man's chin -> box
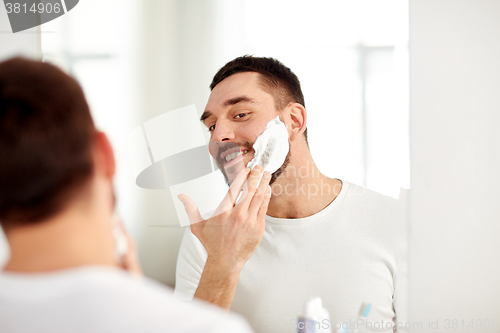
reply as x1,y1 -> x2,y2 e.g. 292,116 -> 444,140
222,162 -> 244,186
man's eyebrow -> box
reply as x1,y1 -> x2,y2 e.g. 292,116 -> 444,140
200,111 -> 212,123
223,96 -> 256,107
200,96 -> 256,123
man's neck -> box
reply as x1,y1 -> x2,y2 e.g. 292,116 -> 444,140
267,152 -> 342,219
2,204 -> 118,273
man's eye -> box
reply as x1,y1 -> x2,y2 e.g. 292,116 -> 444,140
208,124 -> 216,132
235,113 -> 247,119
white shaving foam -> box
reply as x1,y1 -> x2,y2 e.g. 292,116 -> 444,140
247,116 -> 289,174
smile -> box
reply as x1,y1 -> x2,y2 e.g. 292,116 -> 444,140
224,150 -> 249,163
220,147 -> 249,169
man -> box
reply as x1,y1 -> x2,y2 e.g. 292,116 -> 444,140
0,57 -> 268,333
174,56 -> 407,332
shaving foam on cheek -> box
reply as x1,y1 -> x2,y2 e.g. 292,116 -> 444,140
247,116 -> 290,174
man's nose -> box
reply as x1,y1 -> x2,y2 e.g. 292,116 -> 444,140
210,120 -> 236,142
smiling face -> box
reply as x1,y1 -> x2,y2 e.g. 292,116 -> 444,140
209,141 -> 247,185
202,72 -> 288,184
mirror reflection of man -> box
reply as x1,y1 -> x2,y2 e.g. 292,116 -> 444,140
175,56 -> 406,333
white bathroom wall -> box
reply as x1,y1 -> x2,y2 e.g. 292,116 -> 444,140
0,7 -> 40,61
409,0 -> 500,330
0,4 -> 40,268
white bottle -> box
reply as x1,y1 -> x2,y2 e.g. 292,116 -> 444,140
297,297 -> 332,333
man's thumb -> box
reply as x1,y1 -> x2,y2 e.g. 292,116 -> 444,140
178,194 -> 204,225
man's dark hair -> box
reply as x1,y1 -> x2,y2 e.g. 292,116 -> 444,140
0,57 -> 96,227
210,55 -> 308,145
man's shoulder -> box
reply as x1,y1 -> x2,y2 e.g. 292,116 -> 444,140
0,266 -> 252,333
339,182 -> 407,253
97,269 -> 252,332
341,181 -> 407,231
344,181 -> 407,211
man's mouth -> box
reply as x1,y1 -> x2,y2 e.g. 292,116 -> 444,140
223,150 -> 249,163
220,147 -> 250,168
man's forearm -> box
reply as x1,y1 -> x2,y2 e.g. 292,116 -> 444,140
194,257 -> 243,310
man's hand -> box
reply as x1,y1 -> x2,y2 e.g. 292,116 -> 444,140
114,216 -> 143,278
177,165 -> 272,309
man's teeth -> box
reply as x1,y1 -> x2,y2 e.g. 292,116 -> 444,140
225,150 -> 248,163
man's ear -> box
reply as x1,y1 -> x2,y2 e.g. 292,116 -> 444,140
287,103 -> 307,142
94,131 -> 116,179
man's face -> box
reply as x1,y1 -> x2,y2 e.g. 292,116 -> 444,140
202,72 -> 283,184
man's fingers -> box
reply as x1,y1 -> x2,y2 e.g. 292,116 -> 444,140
178,194 -> 204,225
121,233 -> 143,277
235,181 -> 248,205
214,167 -> 250,216
248,171 -> 271,217
237,165 -> 264,211
113,216 -> 143,277
179,194 -> 207,239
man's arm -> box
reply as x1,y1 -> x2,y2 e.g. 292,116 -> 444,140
178,166 -> 271,310
193,257 -> 243,309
